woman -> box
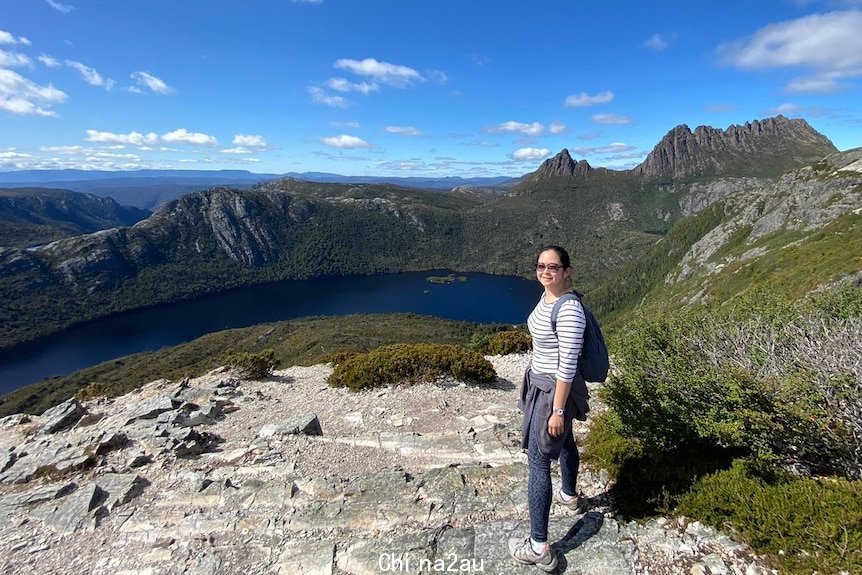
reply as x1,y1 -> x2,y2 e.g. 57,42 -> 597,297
508,245 -> 588,572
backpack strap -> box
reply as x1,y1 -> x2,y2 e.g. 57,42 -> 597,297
550,291 -> 582,335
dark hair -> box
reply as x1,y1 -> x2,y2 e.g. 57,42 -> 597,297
537,245 -> 571,269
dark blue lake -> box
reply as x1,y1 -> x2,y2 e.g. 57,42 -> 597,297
0,271 -> 540,394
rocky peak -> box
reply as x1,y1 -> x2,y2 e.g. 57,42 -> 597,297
633,115 -> 837,179
530,149 -> 593,182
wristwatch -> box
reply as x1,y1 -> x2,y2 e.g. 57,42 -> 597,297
553,408 -> 564,417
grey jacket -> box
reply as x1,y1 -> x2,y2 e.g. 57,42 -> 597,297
518,367 -> 589,459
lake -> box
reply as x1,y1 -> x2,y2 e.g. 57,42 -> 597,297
0,271 -> 541,394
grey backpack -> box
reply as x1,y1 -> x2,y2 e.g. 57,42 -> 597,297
550,291 -> 610,382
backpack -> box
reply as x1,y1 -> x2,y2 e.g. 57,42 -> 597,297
550,291 -> 610,382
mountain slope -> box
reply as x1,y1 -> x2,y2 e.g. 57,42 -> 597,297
589,147 -> 862,328
0,188 -> 150,248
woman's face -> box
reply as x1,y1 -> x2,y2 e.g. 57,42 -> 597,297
536,249 -> 571,292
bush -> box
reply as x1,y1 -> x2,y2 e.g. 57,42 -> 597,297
582,411 -> 642,478
222,348 -> 280,379
75,380 -> 116,401
603,285 -> 861,478
677,459 -> 862,575
327,343 -> 496,391
484,330 -> 531,355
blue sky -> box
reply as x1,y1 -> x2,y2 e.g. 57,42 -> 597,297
1,0 -> 861,178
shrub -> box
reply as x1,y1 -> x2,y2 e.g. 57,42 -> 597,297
484,330 -> 531,355
327,343 -> 496,392
602,285 -> 861,478
582,411 -> 641,478
321,350 -> 361,365
677,459 -> 862,575
75,381 -> 115,401
222,348 -> 280,379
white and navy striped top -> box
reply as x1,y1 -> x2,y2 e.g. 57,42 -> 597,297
527,294 -> 586,383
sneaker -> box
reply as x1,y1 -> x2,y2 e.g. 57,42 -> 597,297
555,489 -> 585,511
507,537 -> 558,572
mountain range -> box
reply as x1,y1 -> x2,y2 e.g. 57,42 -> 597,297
0,169 -> 515,211
0,115 -> 858,354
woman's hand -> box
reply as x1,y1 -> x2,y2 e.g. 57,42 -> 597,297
548,413 -> 564,437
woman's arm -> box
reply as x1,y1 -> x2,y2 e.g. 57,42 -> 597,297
548,299 -> 585,436
548,379 -> 572,437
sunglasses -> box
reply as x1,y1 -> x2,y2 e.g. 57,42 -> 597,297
535,263 -> 564,272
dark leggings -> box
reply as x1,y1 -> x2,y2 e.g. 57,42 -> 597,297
527,399 -> 579,543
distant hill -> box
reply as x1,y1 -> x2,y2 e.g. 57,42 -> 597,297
0,170 -> 518,210
0,188 -> 150,248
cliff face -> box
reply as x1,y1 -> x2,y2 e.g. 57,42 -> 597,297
633,116 -> 837,179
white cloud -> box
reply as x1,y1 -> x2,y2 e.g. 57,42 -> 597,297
221,147 -> 253,155
334,58 -> 423,87
85,151 -> 141,161
46,0 -> 74,13
130,71 -> 173,95
549,121 -> 566,135
0,69 -> 67,116
484,121 -> 544,136
644,33 -> 669,51
162,128 -> 218,146
0,30 -> 31,45
38,54 -> 61,67
326,77 -> 379,94
320,134 -> 371,148
718,10 -> 862,93
511,147 -> 550,162
85,130 -> 159,146
772,102 -> 802,115
66,60 -> 115,90
384,126 -> 422,136
570,142 -> 637,155
565,91 -> 613,107
233,134 -> 268,148
591,113 -> 632,125
426,69 -> 448,84
0,50 -> 32,68
785,72 -> 845,93
0,148 -> 32,159
40,145 -> 85,153
308,86 -> 348,108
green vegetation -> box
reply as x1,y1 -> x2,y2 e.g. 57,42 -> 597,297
327,342 -> 496,391
584,284 -> 862,574
677,461 -> 862,575
426,274 -> 467,284
222,349 -> 280,379
587,202 -> 727,331
471,329 -> 532,355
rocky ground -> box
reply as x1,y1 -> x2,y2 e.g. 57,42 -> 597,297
0,354 -> 779,575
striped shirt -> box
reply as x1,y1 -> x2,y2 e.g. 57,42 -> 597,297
527,294 -> 586,383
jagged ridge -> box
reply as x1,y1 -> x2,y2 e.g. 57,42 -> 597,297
632,115 -> 837,179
